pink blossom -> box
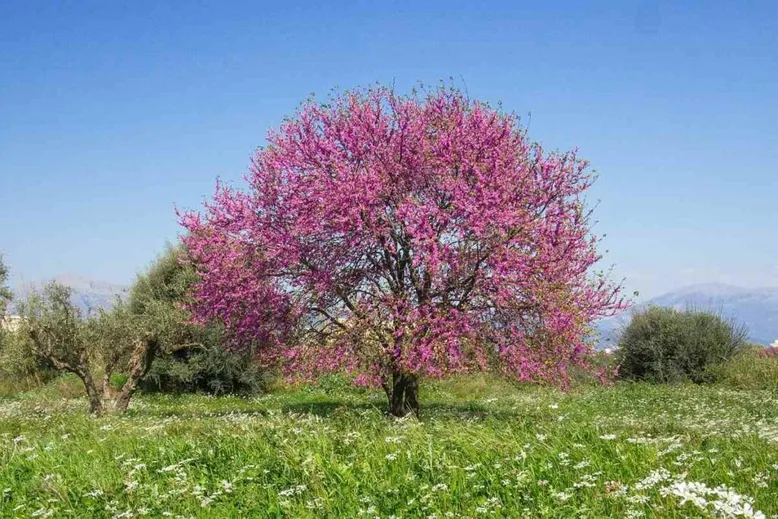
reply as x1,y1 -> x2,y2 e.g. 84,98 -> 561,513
180,85 -> 628,390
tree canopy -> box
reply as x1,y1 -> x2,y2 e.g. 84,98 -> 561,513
181,85 -> 626,415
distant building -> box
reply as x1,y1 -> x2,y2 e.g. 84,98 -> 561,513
0,315 -> 23,332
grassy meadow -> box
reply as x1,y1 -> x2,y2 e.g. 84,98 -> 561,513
1,376 -> 777,518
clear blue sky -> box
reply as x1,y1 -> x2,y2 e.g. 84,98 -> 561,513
1,0 -> 776,299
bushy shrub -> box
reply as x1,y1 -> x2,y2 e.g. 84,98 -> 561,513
0,332 -> 59,396
616,306 -> 747,383
140,345 -> 267,395
707,344 -> 778,389
0,329 -> 58,389
128,245 -> 268,396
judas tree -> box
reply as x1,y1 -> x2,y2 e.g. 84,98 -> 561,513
181,85 -> 626,417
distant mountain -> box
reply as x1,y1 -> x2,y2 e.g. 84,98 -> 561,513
8,276 -> 777,347
596,283 -> 778,349
8,274 -> 128,315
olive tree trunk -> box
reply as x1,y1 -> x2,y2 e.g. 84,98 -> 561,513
75,368 -> 103,415
102,339 -> 158,414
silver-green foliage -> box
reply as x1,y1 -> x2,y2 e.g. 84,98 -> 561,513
132,245 -> 266,395
14,282 -> 106,411
0,254 -> 57,389
617,306 -> 748,383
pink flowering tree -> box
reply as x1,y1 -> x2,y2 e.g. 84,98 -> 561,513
180,85 -> 627,417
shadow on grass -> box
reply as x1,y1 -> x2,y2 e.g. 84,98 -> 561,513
123,387 -> 545,422
128,407 -> 272,419
131,396 -> 380,420
278,400 -> 530,422
279,401 -> 384,417
128,398 -> 532,422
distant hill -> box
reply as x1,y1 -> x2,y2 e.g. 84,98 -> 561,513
8,274 -> 128,315
7,276 -> 777,347
596,283 -> 778,349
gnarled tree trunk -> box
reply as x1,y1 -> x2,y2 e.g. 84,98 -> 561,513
28,329 -> 104,415
103,338 -> 158,414
387,371 -> 420,418
75,368 -> 103,415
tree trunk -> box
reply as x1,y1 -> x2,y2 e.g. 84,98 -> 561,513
109,388 -> 134,414
388,371 -> 420,418
105,339 -> 158,414
102,370 -> 115,402
28,329 -> 103,414
76,369 -> 103,415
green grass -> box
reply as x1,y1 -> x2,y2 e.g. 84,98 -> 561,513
1,377 -> 777,518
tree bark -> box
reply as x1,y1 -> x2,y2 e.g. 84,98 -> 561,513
102,369 -> 115,403
28,329 -> 104,414
388,371 -> 420,418
106,339 -> 158,414
76,369 -> 103,415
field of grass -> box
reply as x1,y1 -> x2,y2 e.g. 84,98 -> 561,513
1,376 -> 777,518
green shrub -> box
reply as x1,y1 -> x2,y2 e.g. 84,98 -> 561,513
140,345 -> 267,396
616,306 -> 747,383
0,328 -> 58,393
109,372 -> 129,391
707,344 -> 778,389
126,245 -> 268,396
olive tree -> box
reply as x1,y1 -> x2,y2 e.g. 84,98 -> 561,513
90,246 -> 206,412
18,248 -> 207,414
17,282 -> 105,412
